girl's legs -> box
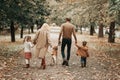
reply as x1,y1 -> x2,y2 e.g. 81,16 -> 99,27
25,59 -> 30,68
24,52 -> 31,68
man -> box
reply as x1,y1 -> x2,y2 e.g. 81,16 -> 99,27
58,18 -> 77,66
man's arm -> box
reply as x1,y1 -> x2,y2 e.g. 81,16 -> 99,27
73,27 -> 77,43
75,44 -> 80,49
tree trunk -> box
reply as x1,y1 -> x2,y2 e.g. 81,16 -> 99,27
10,21 -> 15,42
90,25 -> 94,35
31,25 -> 34,33
20,26 -> 23,38
80,25 -> 82,34
98,23 -> 104,38
28,26 -> 30,34
108,21 -> 115,43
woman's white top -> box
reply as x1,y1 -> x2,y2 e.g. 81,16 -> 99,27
24,41 -> 33,52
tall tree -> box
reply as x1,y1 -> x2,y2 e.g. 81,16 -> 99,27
98,20 -> 104,38
108,17 -> 116,43
0,0 -> 50,41
89,19 -> 95,36
108,0 -> 120,43
109,0 -> 120,25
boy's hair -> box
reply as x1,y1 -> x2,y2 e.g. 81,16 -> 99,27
23,36 -> 31,43
82,41 -> 87,46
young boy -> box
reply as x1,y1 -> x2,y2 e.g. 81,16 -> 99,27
51,46 -> 58,65
75,41 -> 89,68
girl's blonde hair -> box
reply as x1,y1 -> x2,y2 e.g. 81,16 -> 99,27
40,23 -> 50,31
23,36 -> 31,43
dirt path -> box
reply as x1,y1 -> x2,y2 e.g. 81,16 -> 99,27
1,32 -> 120,80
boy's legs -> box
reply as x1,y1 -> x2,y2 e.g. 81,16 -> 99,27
81,57 -> 87,67
81,57 -> 84,67
84,57 -> 87,67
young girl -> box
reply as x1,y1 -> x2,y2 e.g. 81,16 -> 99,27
75,41 -> 89,68
23,36 -> 34,68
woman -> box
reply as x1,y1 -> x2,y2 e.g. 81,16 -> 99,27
33,23 -> 52,69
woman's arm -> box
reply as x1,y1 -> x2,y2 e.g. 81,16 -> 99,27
47,32 -> 52,47
33,30 -> 40,44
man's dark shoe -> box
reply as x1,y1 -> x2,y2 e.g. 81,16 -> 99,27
65,61 -> 69,66
62,60 -> 66,65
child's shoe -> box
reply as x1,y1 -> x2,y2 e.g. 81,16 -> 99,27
81,63 -> 84,68
83,63 -> 86,67
62,60 -> 66,65
24,64 -> 30,68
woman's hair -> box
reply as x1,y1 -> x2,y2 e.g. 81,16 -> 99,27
23,36 -> 31,43
40,23 -> 50,31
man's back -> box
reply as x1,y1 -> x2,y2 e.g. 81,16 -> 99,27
61,22 -> 75,39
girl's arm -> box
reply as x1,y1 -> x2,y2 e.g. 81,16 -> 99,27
29,42 -> 34,48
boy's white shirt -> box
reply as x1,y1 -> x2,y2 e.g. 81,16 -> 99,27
24,41 -> 33,52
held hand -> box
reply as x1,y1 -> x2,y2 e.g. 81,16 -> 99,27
33,41 -> 36,45
75,43 -> 81,49
50,44 -> 52,48
76,53 -> 78,56
75,41 -> 77,45
58,40 -> 61,46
